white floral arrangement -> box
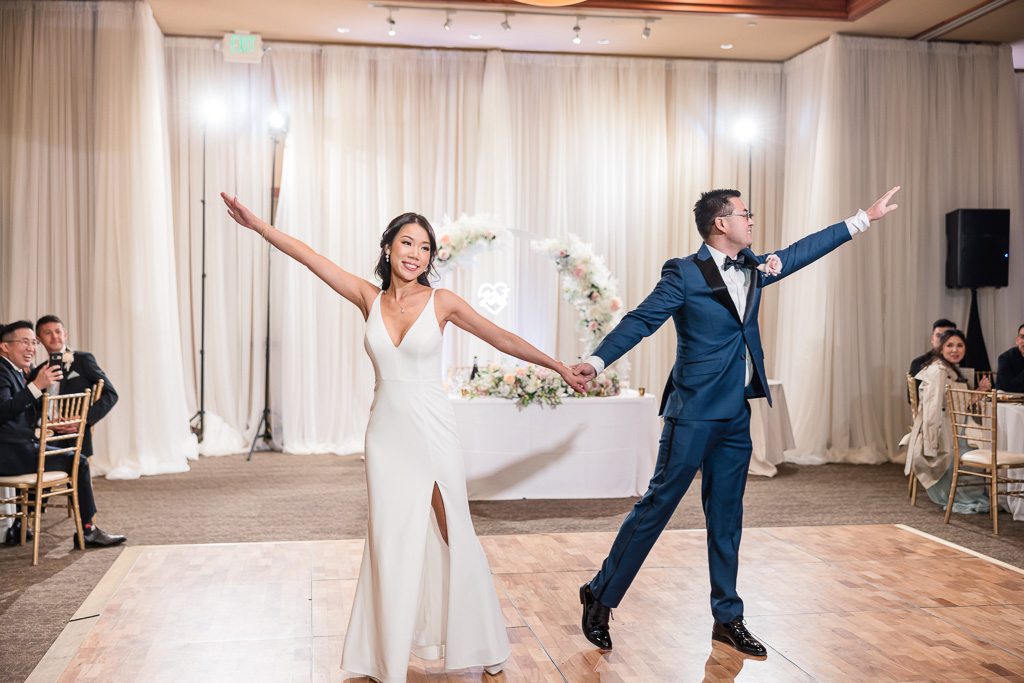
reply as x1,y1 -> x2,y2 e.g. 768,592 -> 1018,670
434,213 -> 506,274
531,234 -> 628,391
468,362 -> 571,408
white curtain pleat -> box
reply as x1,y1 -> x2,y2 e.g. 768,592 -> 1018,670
90,2 -> 197,476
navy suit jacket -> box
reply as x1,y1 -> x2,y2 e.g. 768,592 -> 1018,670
593,221 -> 853,421
0,358 -> 41,474
996,347 -> 1024,393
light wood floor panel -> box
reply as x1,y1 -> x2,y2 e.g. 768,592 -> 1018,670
42,525 -> 1024,682
763,525 -> 975,562
924,604 -> 1024,660
753,610 -> 1024,682
837,557 -> 1024,608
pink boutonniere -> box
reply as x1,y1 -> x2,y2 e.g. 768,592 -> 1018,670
757,254 -> 782,277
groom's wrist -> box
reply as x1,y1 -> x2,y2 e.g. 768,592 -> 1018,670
585,355 -> 605,375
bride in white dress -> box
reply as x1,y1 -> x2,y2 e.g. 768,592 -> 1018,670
222,195 -> 586,682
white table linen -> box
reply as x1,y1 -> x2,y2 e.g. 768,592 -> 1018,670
451,390 -> 660,500
997,402 -> 1024,521
749,380 -> 796,477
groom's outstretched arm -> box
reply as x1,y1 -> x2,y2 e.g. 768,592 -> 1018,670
575,261 -> 687,382
765,186 -> 900,285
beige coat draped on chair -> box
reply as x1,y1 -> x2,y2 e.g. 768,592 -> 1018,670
906,363 -> 973,489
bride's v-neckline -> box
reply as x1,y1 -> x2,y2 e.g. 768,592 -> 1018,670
378,290 -> 434,349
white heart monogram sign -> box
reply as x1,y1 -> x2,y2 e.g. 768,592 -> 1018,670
477,282 -> 510,316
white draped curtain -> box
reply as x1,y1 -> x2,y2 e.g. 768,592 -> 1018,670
777,36 -> 1023,464
3,1 -> 1022,470
1,0 -> 197,477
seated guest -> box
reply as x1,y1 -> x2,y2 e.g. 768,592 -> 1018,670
995,323 -> 1024,394
906,329 -> 990,514
34,315 -> 118,458
0,321 -> 125,548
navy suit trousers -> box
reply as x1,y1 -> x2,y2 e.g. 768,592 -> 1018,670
590,403 -> 752,623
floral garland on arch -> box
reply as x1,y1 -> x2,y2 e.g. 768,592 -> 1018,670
434,213 -> 506,275
531,234 -> 628,395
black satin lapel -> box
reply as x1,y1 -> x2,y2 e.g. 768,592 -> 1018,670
742,251 -> 759,324
694,254 -> 741,323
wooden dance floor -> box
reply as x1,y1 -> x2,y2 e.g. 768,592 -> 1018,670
32,525 -> 1024,682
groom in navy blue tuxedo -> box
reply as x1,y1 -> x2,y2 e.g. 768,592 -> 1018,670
574,186 -> 900,657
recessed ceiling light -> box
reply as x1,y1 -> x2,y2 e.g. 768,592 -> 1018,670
597,39 -> 610,45
720,43 -> 734,50
337,27 -> 350,34
469,33 -> 481,40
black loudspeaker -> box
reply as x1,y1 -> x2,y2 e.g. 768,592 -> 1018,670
945,209 -> 1010,288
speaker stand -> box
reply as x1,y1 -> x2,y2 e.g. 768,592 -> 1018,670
964,287 -> 991,372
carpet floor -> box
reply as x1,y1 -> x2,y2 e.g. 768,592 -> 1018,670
2,453 -> 1022,682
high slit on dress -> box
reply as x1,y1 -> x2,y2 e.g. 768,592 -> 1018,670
341,290 -> 510,683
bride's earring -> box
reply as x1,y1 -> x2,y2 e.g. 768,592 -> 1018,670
385,252 -> 390,263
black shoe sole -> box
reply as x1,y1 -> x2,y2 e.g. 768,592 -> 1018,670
711,631 -> 767,658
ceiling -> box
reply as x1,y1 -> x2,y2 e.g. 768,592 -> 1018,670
147,0 -> 1024,62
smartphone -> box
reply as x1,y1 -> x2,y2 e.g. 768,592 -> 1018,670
49,352 -> 63,368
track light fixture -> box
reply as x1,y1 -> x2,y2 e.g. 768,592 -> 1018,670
367,5 -> 657,42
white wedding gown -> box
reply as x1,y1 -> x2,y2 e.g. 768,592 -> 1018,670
341,290 -> 511,683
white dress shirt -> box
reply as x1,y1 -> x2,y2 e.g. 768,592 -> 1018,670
585,209 -> 871,380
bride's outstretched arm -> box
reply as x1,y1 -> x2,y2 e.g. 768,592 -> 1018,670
436,289 -> 586,394
221,193 -> 379,318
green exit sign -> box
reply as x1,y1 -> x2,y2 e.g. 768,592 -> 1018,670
221,32 -> 263,63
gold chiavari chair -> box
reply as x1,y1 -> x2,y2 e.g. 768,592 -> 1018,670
975,370 -> 997,389
945,386 -> 1024,534
0,390 -> 91,565
906,373 -> 920,505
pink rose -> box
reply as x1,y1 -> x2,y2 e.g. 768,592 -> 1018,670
588,321 -> 599,331
485,231 -> 495,239
572,265 -> 586,278
558,250 -> 567,257
610,297 -> 622,312
440,234 -> 451,244
590,291 -> 600,301
516,366 -> 527,376
537,368 -> 550,379
438,249 -> 450,260
503,373 -> 516,384
489,363 -> 499,371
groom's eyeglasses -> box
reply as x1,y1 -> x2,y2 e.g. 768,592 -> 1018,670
720,210 -> 754,220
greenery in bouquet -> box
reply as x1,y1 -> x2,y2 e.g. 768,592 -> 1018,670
434,213 -> 506,274
468,362 -> 574,409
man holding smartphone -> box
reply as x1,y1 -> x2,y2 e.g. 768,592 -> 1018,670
34,315 -> 118,458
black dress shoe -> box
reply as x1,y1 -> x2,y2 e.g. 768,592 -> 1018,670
579,582 -> 613,650
75,526 -> 127,548
712,617 -> 767,657
4,520 -> 33,546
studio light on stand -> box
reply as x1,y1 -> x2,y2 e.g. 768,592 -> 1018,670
734,118 -> 757,212
190,98 -> 225,443
249,110 -> 288,461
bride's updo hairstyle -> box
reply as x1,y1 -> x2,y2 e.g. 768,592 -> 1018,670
375,212 -> 438,289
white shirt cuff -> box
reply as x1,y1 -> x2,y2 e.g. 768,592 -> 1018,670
28,383 -> 42,399
585,355 -> 605,376
845,209 -> 870,236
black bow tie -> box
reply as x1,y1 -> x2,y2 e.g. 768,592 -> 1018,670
723,255 -> 748,271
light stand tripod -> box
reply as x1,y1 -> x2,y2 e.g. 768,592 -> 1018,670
190,120 -> 211,442
248,115 -> 287,460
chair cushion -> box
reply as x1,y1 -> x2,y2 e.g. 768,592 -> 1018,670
0,471 -> 69,486
962,449 -> 1024,467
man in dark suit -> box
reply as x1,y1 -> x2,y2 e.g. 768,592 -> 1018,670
572,186 -> 900,657
995,323 -> 1024,393
0,320 -> 125,548
35,315 -> 118,458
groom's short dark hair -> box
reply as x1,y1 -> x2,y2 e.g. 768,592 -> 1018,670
695,189 -> 742,240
